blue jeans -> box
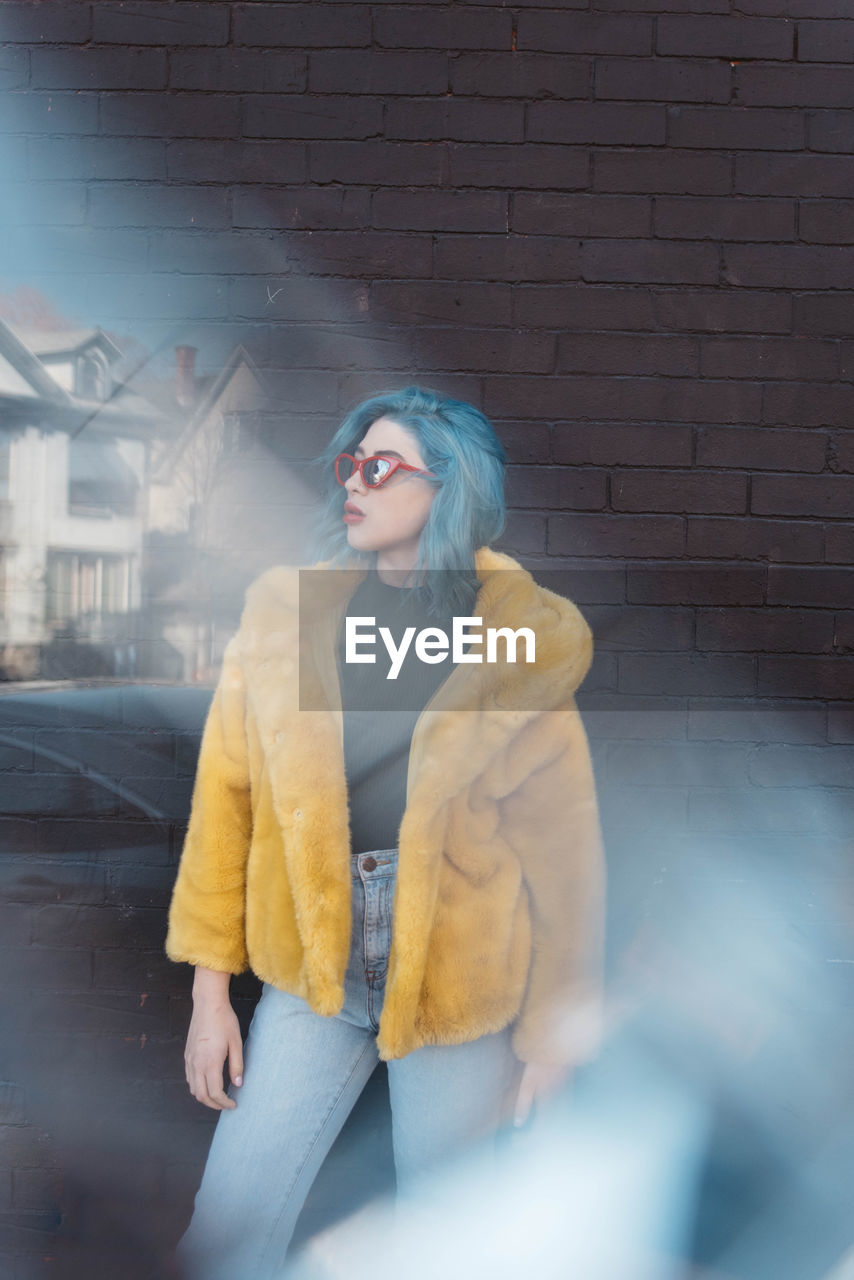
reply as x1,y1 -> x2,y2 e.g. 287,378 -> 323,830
174,847 -> 522,1280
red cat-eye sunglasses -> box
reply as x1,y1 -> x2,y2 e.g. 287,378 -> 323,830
334,453 -> 437,489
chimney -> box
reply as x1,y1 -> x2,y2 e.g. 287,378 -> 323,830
175,344 -> 198,407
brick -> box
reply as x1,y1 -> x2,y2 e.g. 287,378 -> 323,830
762,381 -> 854,428
0,181 -> 86,227
825,525 -> 854,564
607,742 -> 749,788
613,469 -> 747,514
687,517 -> 824,563
84,272 -> 228,321
453,52 -> 588,99
809,112 -> 854,154
312,49 -> 447,95
553,423 -> 692,467
227,275 -> 367,322
172,50 -> 305,93
371,281 -> 511,327
749,744 -> 854,788
94,949 -> 190,996
28,136 -> 166,181
627,566 -> 765,605
768,568 -> 854,608
150,229 -> 293,275
499,512 -> 547,555
387,99 -> 524,143
371,188 -> 506,233
580,694 -> 688,741
794,294 -> 854,337
599,0 -> 727,7
596,56 -> 730,102
703,336 -> 837,380
696,608 -> 834,653
654,287 -> 791,333
621,653 -> 755,696
513,193 -> 650,238
527,566 -> 627,606
374,6 -> 510,49
0,48 -> 28,92
583,239 -> 719,284
581,604 -> 694,650
798,21 -> 854,63
670,104 -> 803,150
0,947 -> 91,989
549,513 -> 685,557
515,285 -> 657,331
829,431 -> 854,471
506,465 -> 606,510
437,235 -> 580,282
735,64 -> 854,108
31,48 -> 167,91
99,92 -> 239,139
736,153 -> 854,198
0,91 -> 97,135
244,93 -> 383,140
167,138 -> 306,183
724,242 -> 854,289
655,196 -> 794,241
88,185 -> 230,230
829,704 -> 854,743
557,333 -> 698,376
801,200 -> 854,245
595,149 -> 731,193
696,427 -> 827,472
688,699 -> 827,744
31,904 -> 164,950
416,329 -> 554,374
0,859 -> 107,904
758,656 -> 854,700
528,101 -> 664,145
93,2 -> 229,46
688,787 -> 853,835
518,12 -> 652,54
752,475 -> 854,518
309,139 -> 446,185
0,3 -> 90,43
449,144 -> 589,190
487,373 -> 762,424
234,3 -> 370,47
261,324 -> 412,372
657,15 -> 794,59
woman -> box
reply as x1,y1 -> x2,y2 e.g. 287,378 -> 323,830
165,386 -> 606,1279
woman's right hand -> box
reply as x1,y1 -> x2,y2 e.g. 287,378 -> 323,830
185,967 -> 245,1111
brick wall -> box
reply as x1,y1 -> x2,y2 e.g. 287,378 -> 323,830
1,3 -> 853,1276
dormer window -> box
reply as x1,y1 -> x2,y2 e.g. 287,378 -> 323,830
76,351 -> 110,401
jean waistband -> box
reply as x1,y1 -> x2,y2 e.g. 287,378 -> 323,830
350,847 -> 398,880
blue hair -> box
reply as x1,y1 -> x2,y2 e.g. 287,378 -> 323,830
304,385 -> 507,617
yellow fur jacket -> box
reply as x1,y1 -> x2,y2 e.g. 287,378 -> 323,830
165,546 -> 606,1065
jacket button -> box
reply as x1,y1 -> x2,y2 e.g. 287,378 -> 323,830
362,856 -> 377,871
293,808 -> 302,819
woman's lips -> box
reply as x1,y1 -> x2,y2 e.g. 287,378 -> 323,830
343,511 -> 365,523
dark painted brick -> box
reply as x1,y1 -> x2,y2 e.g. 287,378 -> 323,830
167,138 -> 306,183
696,427 -> 827,472
29,136 -> 167,180
416,328 -> 554,374
758,656 -> 854,701
1,181 -> 87,226
515,285 -> 657,331
668,105 -> 803,150
553,423 -> 693,468
311,49 -> 447,95
582,604 -> 694,651
506,464 -> 606,510
493,420 -> 551,465
487,373 -> 761,424
387,99 -> 524,143
696,607 -> 834,653
230,274 -> 369,321
724,243 -> 854,289
0,47 -> 28,91
234,3 -> 371,48
597,0 -> 728,9
655,196 -> 795,241
599,786 -> 687,833
809,112 -> 854,154
436,235 -> 580,282
595,149 -> 732,194
596,56 -> 730,103
688,787 -> 854,836
499,512 -> 547,554
30,47 -> 167,90
513,193 -> 651,238
449,144 -> 589,191
373,7 -> 512,50
31,904 -> 164,950
371,281 -> 512,327
309,139 -> 446,185
0,947 -> 91,989
801,200 -> 854,245
627,566 -> 765,605
798,21 -> 854,63
0,3 -> 90,43
620,653 -> 755,696
92,2 -> 229,46
371,189 -> 506,233
99,92 -> 239,138
244,93 -> 383,140
657,15 -> 794,59
171,50 -> 306,93
94,948 -> 189,996
453,52 -> 589,100
829,431 -> 854,471
613,469 -> 747,514
768,567 -> 854,608
88,184 -> 231,230
0,90 -> 97,135
752,475 -> 854,518
736,153 -> 854,198
763,382 -> 853,428
654,288 -> 791,334
558,333 -> 698,376
735,64 -> 854,108
607,742 -> 749,789
549,513 -> 686,558
825,525 -> 854,564
829,704 -> 854,743
150,228 -> 298,275
583,239 -> 719,284
687,699 -> 827,744
749,743 -> 854,788
528,101 -> 664,145
687,517 -> 824,563
794,294 -> 854,337
518,12 -> 653,55
702,336 -> 837,380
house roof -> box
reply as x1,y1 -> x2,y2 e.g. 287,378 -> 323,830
5,324 -> 123,363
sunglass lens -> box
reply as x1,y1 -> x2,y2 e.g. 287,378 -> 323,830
364,458 -> 393,486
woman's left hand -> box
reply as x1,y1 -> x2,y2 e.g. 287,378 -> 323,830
513,1060 -> 574,1128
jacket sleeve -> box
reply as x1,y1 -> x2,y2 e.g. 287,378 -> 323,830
500,697 -> 606,1067
164,634 -> 253,975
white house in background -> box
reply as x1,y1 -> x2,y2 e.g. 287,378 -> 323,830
0,319 -> 168,678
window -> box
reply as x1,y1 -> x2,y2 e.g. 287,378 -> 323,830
46,551 -> 131,623
67,438 -> 139,518
76,352 -> 110,401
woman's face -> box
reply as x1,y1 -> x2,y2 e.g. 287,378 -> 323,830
341,417 -> 437,562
